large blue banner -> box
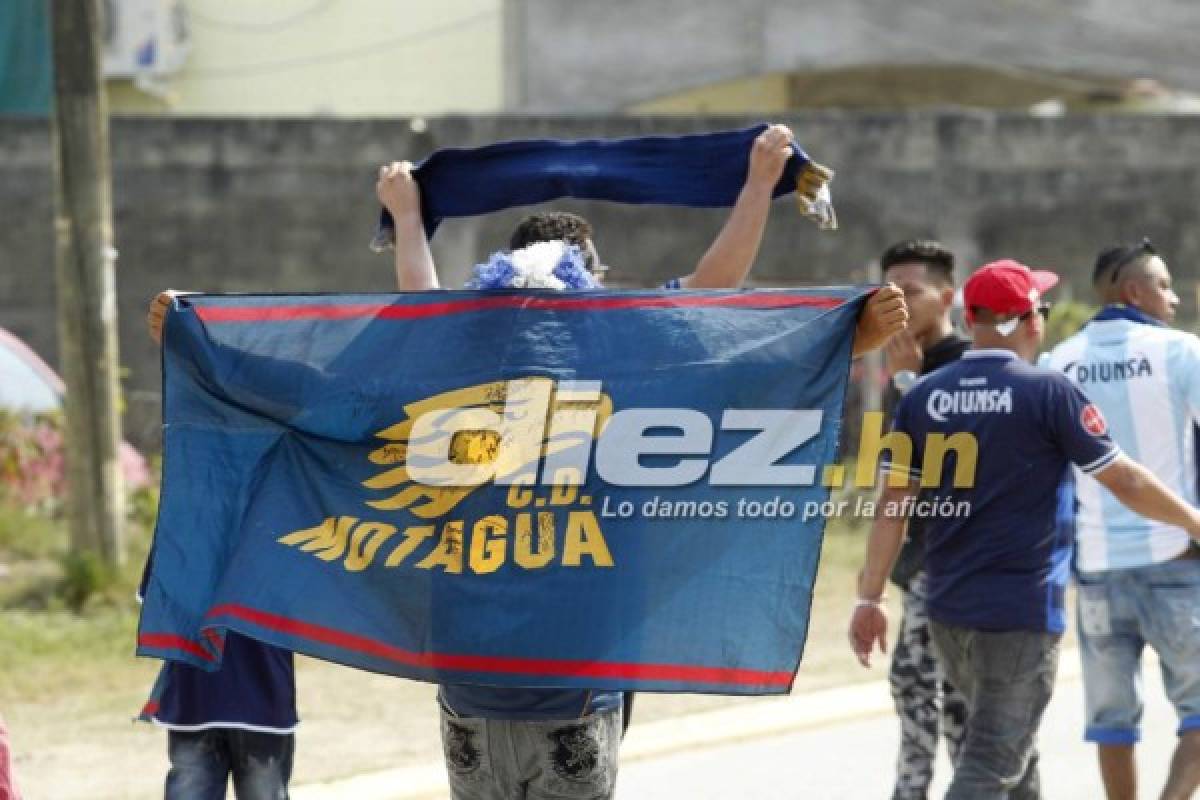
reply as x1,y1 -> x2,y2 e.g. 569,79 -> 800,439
138,288 -> 867,694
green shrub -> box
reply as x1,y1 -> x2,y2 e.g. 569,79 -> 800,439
1041,300 -> 1098,353
56,550 -> 114,612
0,410 -> 66,514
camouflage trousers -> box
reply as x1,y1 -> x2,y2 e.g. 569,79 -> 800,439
440,706 -> 621,800
889,571 -> 968,800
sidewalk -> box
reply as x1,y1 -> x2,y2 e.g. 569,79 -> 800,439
293,655 -> 1087,800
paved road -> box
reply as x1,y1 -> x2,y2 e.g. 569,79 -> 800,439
617,661 -> 1179,799
297,652 -> 1181,799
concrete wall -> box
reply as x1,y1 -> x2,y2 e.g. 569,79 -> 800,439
3,112 -> 1199,447
508,0 -> 1200,111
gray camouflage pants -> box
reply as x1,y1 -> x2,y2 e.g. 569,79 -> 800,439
440,706 -> 621,800
889,571 -> 968,800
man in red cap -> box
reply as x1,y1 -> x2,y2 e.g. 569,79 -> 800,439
850,260 -> 1200,799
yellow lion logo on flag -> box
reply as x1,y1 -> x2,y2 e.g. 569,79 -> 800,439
361,377 -> 611,518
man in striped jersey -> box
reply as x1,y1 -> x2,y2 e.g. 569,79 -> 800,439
1048,239 -> 1200,800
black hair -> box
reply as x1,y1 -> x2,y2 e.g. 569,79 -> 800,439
880,239 -> 955,285
1093,237 -> 1156,285
509,212 -> 595,270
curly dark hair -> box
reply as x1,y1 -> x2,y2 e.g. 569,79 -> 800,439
508,212 -> 595,269
880,239 -> 955,285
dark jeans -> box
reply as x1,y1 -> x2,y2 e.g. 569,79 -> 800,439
929,622 -> 1060,800
165,728 -> 293,800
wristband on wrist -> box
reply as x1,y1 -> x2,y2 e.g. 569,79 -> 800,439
892,370 -> 918,394
854,596 -> 887,610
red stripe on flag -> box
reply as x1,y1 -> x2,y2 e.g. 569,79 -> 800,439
193,293 -> 844,323
139,633 -> 215,662
205,603 -> 792,689
202,627 -> 226,652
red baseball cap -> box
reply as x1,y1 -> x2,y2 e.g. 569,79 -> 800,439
962,259 -> 1059,323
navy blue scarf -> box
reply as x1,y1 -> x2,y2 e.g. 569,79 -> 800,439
372,125 -> 830,249
1091,303 -> 1166,327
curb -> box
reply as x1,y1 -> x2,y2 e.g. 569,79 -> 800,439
294,652 -> 1084,800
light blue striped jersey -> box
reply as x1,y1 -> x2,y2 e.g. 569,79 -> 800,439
1047,314 -> 1200,571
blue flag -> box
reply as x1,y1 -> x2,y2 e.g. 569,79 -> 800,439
138,288 -> 866,695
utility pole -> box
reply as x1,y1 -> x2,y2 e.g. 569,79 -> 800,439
50,0 -> 125,565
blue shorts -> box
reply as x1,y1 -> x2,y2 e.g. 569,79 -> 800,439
1076,556 -> 1200,745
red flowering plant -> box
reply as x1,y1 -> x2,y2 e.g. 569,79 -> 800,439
0,410 -> 67,514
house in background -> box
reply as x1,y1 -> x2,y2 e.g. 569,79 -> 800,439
1,0 -> 504,117
6,0 -> 1200,118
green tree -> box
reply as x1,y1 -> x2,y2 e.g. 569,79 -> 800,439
1041,300 -> 1098,353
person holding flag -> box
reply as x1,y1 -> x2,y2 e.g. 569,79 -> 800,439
878,239 -> 969,799
378,123 -> 907,800
142,304 -> 299,800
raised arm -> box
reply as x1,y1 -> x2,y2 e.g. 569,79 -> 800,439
675,125 -> 907,354
376,161 -> 439,290
677,125 -> 794,290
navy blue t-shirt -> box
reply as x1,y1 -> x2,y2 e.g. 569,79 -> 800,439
143,632 -> 298,732
889,349 -> 1119,633
138,549 -> 297,732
